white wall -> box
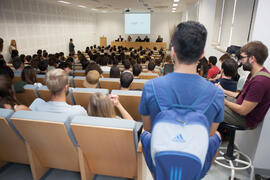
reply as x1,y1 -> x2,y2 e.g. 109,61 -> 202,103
198,0 -> 224,62
251,0 -> 270,70
96,13 -> 182,49
0,0 -> 97,61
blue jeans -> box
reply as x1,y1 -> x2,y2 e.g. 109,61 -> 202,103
141,131 -> 221,178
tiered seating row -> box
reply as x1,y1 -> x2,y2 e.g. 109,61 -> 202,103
0,109 -> 144,180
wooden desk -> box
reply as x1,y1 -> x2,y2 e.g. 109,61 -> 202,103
111,42 -> 167,50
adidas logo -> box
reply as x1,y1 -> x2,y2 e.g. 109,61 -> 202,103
172,133 -> 185,143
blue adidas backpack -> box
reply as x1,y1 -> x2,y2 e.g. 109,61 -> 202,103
150,78 -> 218,180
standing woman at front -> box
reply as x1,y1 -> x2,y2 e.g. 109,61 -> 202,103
9,40 -> 17,61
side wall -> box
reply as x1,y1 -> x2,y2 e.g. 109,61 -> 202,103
0,0 -> 97,61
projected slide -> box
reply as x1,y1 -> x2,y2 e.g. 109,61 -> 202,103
125,13 -> 151,34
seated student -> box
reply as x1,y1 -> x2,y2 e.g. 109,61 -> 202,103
214,58 -> 238,92
120,72 -> 133,90
37,60 -> 48,75
144,36 -> 150,42
0,75 -> 28,110
217,41 -> 270,129
88,92 -> 133,120
85,62 -> 103,77
109,65 -> 120,78
132,64 -> 142,79
135,36 -> 142,42
127,35 -> 132,42
156,35 -> 163,42
12,56 -> 24,76
58,61 -> 72,75
24,55 -> 32,65
29,69 -> 87,117
207,56 -> 220,79
147,61 -> 155,73
197,57 -> 209,78
123,60 -> 132,72
48,56 -> 57,71
208,54 -> 231,82
83,70 -> 100,88
14,66 -> 42,93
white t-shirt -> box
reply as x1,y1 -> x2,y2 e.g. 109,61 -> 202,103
30,98 -> 87,117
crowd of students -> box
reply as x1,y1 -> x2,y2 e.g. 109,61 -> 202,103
0,20 -> 270,179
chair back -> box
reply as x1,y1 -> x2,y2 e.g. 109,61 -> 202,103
16,84 -> 38,106
71,116 -> 142,178
0,108 -> 28,164
99,78 -> 120,92
111,90 -> 142,121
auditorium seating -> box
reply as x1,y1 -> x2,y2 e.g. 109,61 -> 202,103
11,111 -> 80,180
73,76 -> 85,88
99,78 -> 120,92
74,70 -> 85,76
111,90 -> 142,121
72,88 -> 109,110
138,72 -> 159,79
0,108 -> 29,167
71,116 -> 143,179
16,85 -> 38,106
130,79 -> 148,90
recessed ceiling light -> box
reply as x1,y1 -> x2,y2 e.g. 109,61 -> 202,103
173,3 -> 178,7
174,0 -> 180,2
102,10 -> 107,13
57,1 -> 71,5
172,8 -> 176,10
91,8 -> 97,11
78,5 -> 87,8
172,10 -> 176,13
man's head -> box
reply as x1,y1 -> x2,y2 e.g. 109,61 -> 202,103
221,58 -> 238,78
83,70 -> 100,88
148,61 -> 155,71
12,56 -> 24,70
120,72 -> 133,89
70,38 -> 73,42
240,41 -> 268,71
171,21 -> 207,65
132,64 -> 142,76
38,60 -> 48,72
59,61 -> 72,75
45,69 -> 69,96
209,56 -> 217,66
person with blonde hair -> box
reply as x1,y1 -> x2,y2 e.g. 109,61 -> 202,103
88,92 -> 133,120
29,68 -> 87,117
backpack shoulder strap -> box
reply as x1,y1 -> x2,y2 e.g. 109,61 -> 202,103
250,71 -> 270,81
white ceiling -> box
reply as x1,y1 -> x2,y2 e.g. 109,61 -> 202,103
43,0 -> 198,13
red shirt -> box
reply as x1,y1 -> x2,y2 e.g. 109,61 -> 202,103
207,65 -> 220,79
236,67 -> 270,128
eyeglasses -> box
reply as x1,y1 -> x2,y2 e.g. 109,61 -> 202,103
239,55 -> 250,60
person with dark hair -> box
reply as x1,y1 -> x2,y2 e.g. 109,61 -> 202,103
38,60 -> 48,74
139,21 -> 224,178
144,36 -> 150,42
14,66 -> 41,93
214,58 -> 238,92
197,57 -> 209,78
135,36 -> 142,42
0,58 -> 6,67
11,49 -> 19,60
59,61 -> 72,75
147,61 -> 155,73
217,41 -> 270,129
123,60 -> 131,71
48,56 -> 57,71
110,65 -> 120,78
25,55 -> 32,64
156,35 -> 163,42
12,56 -> 24,76
207,56 -> 220,79
0,66 -> 14,80
69,38 -> 75,55
0,38 -> 3,54
120,72 -> 133,90
37,49 -> 42,57
132,64 -> 142,78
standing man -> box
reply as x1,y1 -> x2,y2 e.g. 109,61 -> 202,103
69,38 -> 75,56
217,41 -> 270,129
139,21 -> 224,178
